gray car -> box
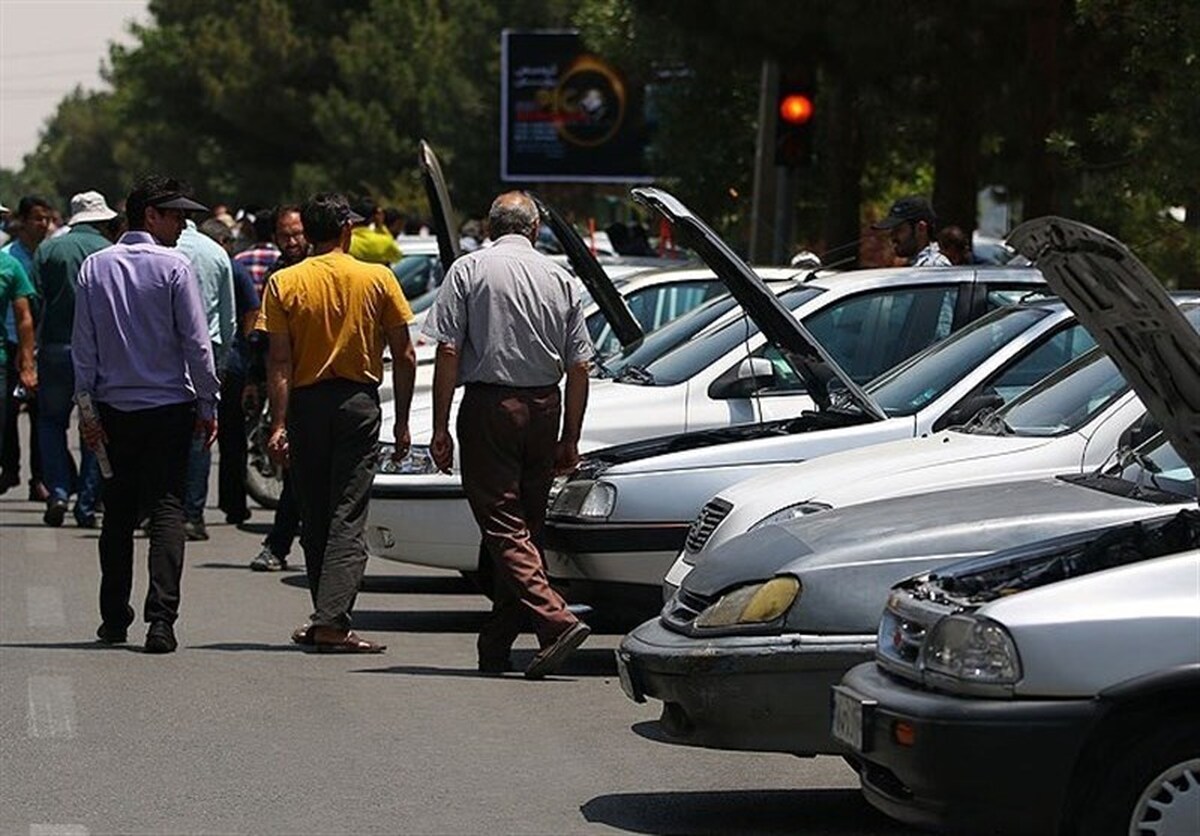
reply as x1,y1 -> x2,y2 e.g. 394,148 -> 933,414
615,217 -> 1200,758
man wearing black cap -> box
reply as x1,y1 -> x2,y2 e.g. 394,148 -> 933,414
259,193 -> 416,653
872,195 -> 951,267
74,175 -> 221,654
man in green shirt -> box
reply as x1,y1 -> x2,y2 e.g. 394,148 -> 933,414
32,191 -> 116,526
0,214 -> 38,464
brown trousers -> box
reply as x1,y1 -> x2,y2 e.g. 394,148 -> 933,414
458,383 -> 576,661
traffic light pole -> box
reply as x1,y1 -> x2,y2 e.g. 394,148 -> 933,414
749,59 -> 779,265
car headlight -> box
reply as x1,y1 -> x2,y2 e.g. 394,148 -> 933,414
693,576 -> 801,629
376,444 -> 438,475
749,502 -> 832,530
921,614 -> 1021,694
549,479 -> 617,519
546,475 -> 569,507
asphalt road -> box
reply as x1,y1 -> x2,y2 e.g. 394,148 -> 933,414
0,466 -> 920,835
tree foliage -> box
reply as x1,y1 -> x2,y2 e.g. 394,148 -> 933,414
3,0 -> 1197,283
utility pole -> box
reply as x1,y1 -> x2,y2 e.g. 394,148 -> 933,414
748,59 -> 779,265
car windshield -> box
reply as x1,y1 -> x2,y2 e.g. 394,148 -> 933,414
980,303 -> 1200,436
408,289 -> 439,315
602,285 -> 822,381
865,306 -> 1054,417
980,348 -> 1127,436
1109,435 -> 1197,500
392,253 -> 443,299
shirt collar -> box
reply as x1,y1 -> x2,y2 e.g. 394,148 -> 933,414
492,233 -> 535,250
119,230 -> 158,246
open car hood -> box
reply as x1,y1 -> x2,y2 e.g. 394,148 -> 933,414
529,193 -> 643,351
1009,217 -> 1200,479
418,140 -> 463,273
630,187 -> 885,420
898,508 -> 1200,609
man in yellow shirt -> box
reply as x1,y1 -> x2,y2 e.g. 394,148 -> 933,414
260,193 -> 416,653
348,199 -> 402,265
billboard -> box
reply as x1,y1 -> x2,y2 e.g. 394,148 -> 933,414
500,30 -> 653,183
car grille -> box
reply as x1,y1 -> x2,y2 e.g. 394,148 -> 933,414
684,498 -> 733,554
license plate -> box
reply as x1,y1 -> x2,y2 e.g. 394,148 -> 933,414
615,650 -> 645,703
831,686 -> 874,752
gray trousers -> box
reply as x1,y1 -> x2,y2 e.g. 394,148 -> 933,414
287,379 -> 380,629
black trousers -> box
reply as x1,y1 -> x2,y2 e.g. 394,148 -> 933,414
216,369 -> 248,520
97,401 -> 194,628
287,380 -> 380,629
2,343 -> 41,485
263,470 -> 301,558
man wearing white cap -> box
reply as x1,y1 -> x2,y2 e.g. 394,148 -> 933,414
32,190 -> 118,527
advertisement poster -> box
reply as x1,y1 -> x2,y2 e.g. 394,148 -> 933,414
501,30 -> 653,182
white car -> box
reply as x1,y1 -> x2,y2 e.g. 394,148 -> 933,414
545,300 -> 1094,603
367,245 -> 1045,577
665,299 -> 1200,591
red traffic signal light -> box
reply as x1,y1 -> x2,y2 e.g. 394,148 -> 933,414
778,93 -> 814,125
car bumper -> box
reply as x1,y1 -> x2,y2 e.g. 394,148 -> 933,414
543,519 -> 689,588
366,478 -> 478,571
616,618 -> 874,756
835,663 -> 1100,835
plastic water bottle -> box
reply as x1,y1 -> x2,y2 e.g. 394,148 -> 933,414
74,392 -> 113,479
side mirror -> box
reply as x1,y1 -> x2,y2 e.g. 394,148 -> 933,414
932,392 -> 1005,432
708,357 -> 777,400
1119,414 -> 1159,450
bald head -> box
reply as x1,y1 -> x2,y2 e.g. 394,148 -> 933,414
488,191 -> 539,241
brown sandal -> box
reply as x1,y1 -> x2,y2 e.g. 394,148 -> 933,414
309,630 -> 386,654
290,623 -> 315,645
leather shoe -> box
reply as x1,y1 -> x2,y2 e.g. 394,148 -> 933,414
97,605 -> 135,645
96,622 -> 128,644
144,621 -> 177,654
525,621 -> 591,680
43,498 -> 68,527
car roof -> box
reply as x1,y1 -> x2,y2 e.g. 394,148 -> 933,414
803,264 -> 1044,291
394,236 -> 441,255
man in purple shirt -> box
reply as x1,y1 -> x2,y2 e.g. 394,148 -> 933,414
73,175 -> 220,654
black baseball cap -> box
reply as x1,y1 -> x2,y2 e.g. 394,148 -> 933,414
872,196 -> 936,230
148,190 -> 209,213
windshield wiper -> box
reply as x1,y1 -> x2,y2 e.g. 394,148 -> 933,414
592,354 -> 613,379
962,407 -> 1014,436
615,364 -> 655,385
827,388 -> 865,415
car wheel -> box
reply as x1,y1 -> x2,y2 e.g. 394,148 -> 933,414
1075,723 -> 1200,836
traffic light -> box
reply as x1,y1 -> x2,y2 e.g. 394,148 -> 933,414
775,74 -> 815,168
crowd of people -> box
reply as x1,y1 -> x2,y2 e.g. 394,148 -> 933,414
1,178 -> 596,677
2,181 -> 964,678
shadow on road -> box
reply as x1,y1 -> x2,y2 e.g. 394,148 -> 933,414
580,788 -> 919,835
192,642 -> 306,653
1,640 -> 139,653
352,647 -> 618,680
278,574 -> 472,595
350,608 -> 488,633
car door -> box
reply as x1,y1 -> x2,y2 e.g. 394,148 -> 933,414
746,283 -> 962,422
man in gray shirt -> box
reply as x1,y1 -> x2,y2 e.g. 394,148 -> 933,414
423,192 -> 592,679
